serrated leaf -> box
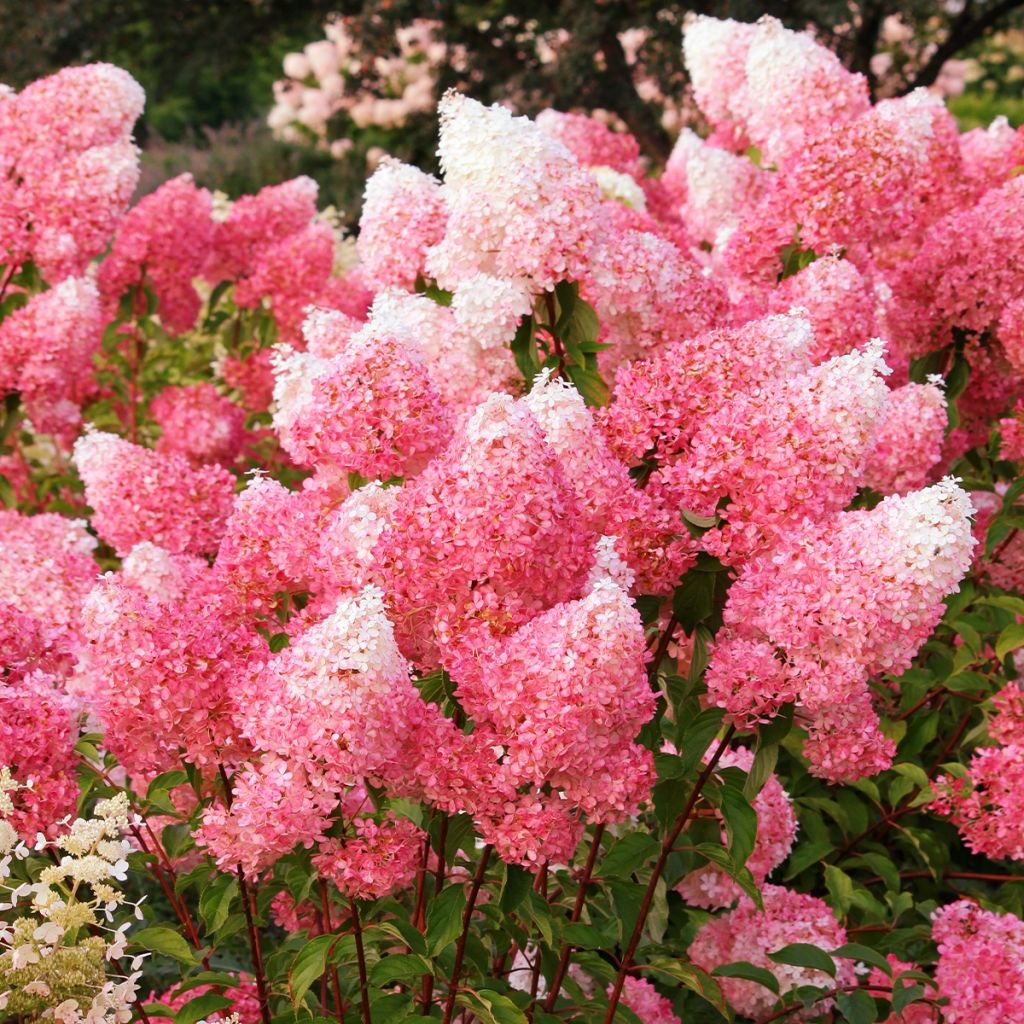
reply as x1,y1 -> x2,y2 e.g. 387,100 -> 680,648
768,943 -> 836,978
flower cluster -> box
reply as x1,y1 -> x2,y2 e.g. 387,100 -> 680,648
0,782 -> 144,1024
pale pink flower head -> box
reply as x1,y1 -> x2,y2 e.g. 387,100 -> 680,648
769,255 -> 875,363
689,884 -> 853,1020
0,509 -> 98,670
614,978 -> 680,1024
663,340 -> 891,563
0,64 -> 142,281
80,563 -> 263,778
668,129 -> 764,249
21,140 -> 140,283
426,92 -> 602,293
0,673 -> 80,839
707,479 -> 974,778
6,63 -> 143,161
73,430 -> 236,557
932,744 -> 1024,862
357,158 -> 447,290
583,225 -> 730,370
683,15 -> 757,142
313,815 -> 424,900
447,577 -> 655,823
234,219 -> 335,343
232,586 -> 432,802
959,116 -> 1024,196
741,16 -> 869,168
600,309 -> 812,466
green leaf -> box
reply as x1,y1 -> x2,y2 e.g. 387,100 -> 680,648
996,622 -> 1024,661
893,981 -> 927,1013
511,316 -> 540,385
600,833 -> 660,879
131,926 -> 198,965
565,363 -> 610,407
823,865 -> 854,915
289,934 -> 336,1005
174,994 -> 233,1024
832,943 -> 893,976
562,922 -> 609,949
369,953 -> 434,986
198,873 -> 237,936
499,863 -> 534,914
369,992 -> 416,1024
268,632 -> 290,653
834,989 -> 877,1024
768,943 -> 836,979
711,961 -> 780,994
676,707 -> 726,777
644,959 -> 729,1019
718,783 -> 757,869
784,839 -> 835,880
744,743 -> 778,800
673,555 -> 730,635
426,883 -> 467,956
456,990 -> 528,1024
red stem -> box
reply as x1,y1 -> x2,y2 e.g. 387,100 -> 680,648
543,824 -> 606,1012
441,845 -> 493,1024
350,897 -> 373,1024
602,729 -> 735,1024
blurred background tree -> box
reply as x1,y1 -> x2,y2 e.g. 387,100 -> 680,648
2,0 -> 1023,218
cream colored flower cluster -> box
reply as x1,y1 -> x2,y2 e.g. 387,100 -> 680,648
0,773 -> 145,1024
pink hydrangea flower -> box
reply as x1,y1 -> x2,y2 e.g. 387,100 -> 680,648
689,884 -> 854,1020
73,430 -> 236,557
932,900 -> 1024,1024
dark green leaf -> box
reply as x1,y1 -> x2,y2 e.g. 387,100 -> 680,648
600,833 -> 660,879
427,883 -> 467,955
768,943 -> 836,979
711,961 -> 780,994
131,926 -> 198,965
175,995 -> 233,1024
